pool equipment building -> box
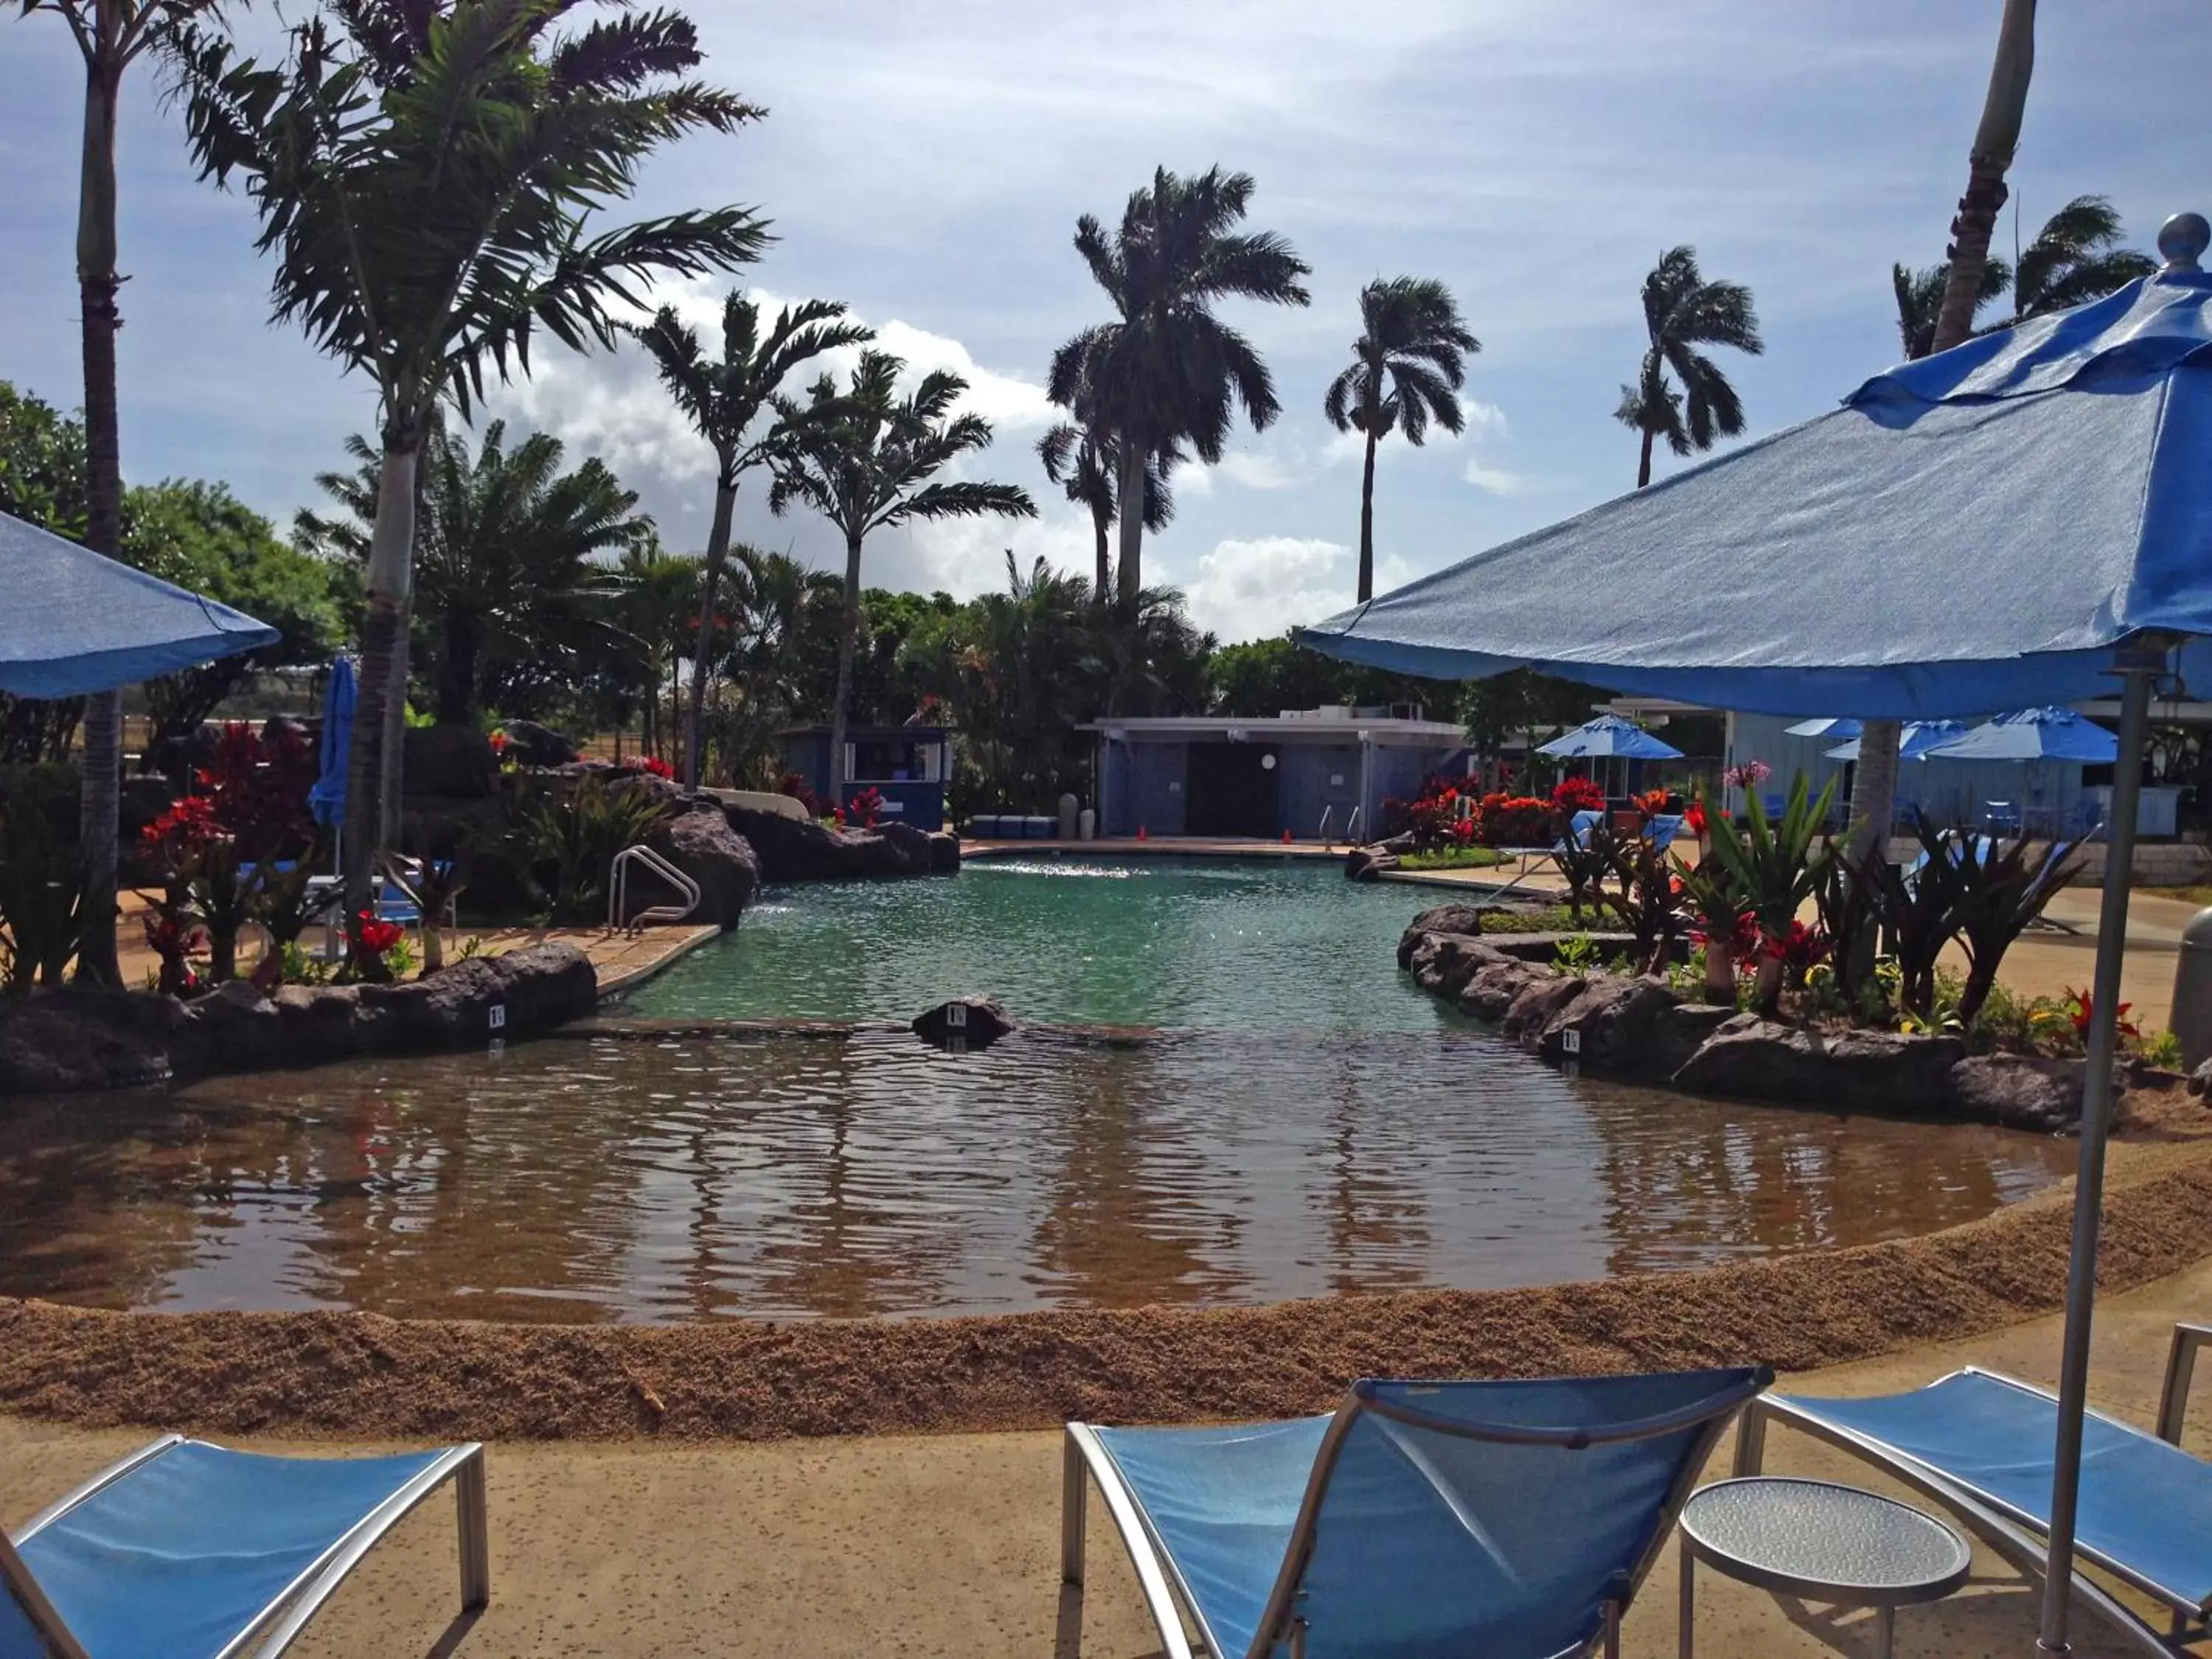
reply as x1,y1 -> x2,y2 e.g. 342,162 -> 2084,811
1085,709 -> 1470,841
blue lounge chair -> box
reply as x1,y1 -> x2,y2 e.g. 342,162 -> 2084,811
1737,1331 -> 2212,1655
1,1436 -> 487,1659
1062,1366 -> 1770,1658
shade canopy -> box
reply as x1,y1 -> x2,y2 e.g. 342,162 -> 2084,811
1924,706 -> 2120,764
1300,267 -> 2212,718
1784,717 -> 1861,739
0,509 -> 278,698
1823,720 -> 1971,763
308,657 -> 355,829
1535,713 -> 1683,761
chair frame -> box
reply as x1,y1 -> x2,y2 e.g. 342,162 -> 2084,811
0,1436 -> 488,1659
1063,1376 -> 1763,1659
1736,1349 -> 2212,1658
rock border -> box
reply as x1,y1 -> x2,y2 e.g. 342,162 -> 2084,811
0,1141 -> 2205,1442
1399,908 -> 2098,1133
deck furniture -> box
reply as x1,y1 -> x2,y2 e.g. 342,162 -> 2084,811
1,1436 -> 487,1659
1062,1366 -> 1770,1659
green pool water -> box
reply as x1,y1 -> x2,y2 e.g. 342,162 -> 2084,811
625,853 -> 1456,1030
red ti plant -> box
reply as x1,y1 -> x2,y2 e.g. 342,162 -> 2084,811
1760,919 -> 1832,988
348,911 -> 407,985
1551,776 -> 1606,815
846,786 -> 886,828
625,754 -> 676,781
141,899 -> 206,997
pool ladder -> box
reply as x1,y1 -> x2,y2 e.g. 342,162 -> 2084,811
1317,805 -> 1363,845
608,844 -> 701,931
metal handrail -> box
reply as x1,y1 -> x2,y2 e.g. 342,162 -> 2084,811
1317,805 -> 1334,843
608,844 -> 700,931
1346,806 -> 1363,842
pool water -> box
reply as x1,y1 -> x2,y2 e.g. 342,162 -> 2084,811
0,857 -> 2075,1323
627,853 -> 1462,1030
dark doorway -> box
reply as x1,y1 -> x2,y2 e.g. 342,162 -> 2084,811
1184,742 -> 1280,837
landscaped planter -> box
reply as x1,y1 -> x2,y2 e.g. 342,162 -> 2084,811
1398,905 -> 2106,1133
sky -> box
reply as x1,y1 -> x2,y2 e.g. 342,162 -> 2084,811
1,1 -> 2205,644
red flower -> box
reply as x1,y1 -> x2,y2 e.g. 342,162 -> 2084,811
1760,919 -> 1832,970
352,911 -> 405,956
1683,801 -> 1708,835
1551,776 -> 1607,814
625,755 -> 675,780
2062,987 -> 2138,1040
489,730 -> 511,754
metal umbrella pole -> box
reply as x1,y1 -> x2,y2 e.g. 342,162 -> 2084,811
2034,639 -> 2161,1655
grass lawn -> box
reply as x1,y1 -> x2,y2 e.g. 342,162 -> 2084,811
1471,904 -> 1618,934
1397,846 -> 1511,871
2151,885 -> 2212,909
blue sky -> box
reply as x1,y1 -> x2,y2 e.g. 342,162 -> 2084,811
1,0 -> 2205,641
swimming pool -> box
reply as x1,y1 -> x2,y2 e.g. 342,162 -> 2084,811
0,856 -> 2075,1322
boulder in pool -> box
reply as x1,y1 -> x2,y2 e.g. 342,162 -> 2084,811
1344,848 -> 1399,882
1456,959 -> 1543,1023
1672,1015 -> 1965,1115
1536,975 -> 1680,1071
723,803 -> 942,883
1398,905 -> 1487,967
1500,975 -> 1587,1040
0,989 -> 181,1093
645,804 -> 761,928
912,997 -> 1013,1049
1945,1054 -> 2100,1133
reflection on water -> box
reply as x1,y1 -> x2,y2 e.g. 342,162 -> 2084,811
0,1029 -> 2073,1323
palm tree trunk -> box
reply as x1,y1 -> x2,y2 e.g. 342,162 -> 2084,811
1091,500 -> 1112,609
828,528 -> 864,805
1356,428 -> 1380,602
1114,442 -> 1146,613
1852,0 -> 2034,863
684,477 -> 737,789
72,29 -> 125,987
1636,425 -> 1656,490
342,438 -> 420,956
1932,0 -> 2035,356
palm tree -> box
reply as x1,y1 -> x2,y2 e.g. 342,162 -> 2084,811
770,349 -> 1035,799
626,291 -> 873,787
1035,422 -> 1175,607
1324,276 -> 1481,602
1851,0 -> 2036,866
1891,258 -> 2010,361
21,0 -> 224,983
298,418 -> 651,722
1889,195 -> 2150,358
1613,248 -> 1764,488
1048,167 -> 1311,608
175,0 -> 768,941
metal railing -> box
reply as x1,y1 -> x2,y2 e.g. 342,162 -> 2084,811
608,845 -> 700,931
1317,805 -> 1334,843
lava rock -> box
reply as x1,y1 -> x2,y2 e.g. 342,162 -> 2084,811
0,990 -> 182,1093
1500,975 -> 1589,1041
1408,934 -> 1512,1001
1652,1002 -> 1742,1075
176,977 -> 286,1071
1537,976 -> 1680,1069
402,721 -> 498,799
2190,1058 -> 2212,1098
1946,1054 -> 2098,1133
723,803 -> 937,883
644,805 -> 761,928
1456,959 -> 1545,1023
1672,1016 -> 1966,1114
501,719 -> 580,766
925,831 -> 962,874
1344,849 -> 1400,882
1398,906 -> 1487,967
911,997 -> 1013,1049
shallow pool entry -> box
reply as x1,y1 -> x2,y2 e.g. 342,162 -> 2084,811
0,862 -> 2075,1322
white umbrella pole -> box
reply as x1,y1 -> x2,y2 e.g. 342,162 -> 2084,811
2035,648 -> 2157,1654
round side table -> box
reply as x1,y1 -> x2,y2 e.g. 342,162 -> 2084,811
1677,1476 -> 1972,1659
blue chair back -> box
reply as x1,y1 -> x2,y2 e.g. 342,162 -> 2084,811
1281,1369 -> 1767,1658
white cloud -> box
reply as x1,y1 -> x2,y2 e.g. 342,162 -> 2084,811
1462,459 -> 1527,496
1182,536 -> 1416,644
1211,450 -> 1304,491
900,507 -> 1098,599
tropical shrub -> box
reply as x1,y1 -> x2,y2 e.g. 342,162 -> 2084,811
1473,793 -> 1555,848
526,776 -> 673,925
347,911 -> 406,985
1597,827 -> 1691,975
1940,830 -> 2087,1026
1551,776 -> 1606,815
1691,773 -> 1835,1011
1554,817 -> 1614,921
846,786 -> 886,829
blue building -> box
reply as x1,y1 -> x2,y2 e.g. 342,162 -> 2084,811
1086,709 -> 1469,840
779,724 -> 951,832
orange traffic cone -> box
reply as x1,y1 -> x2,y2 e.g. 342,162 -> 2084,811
1138,825 -> 1148,841
1281,828 -> 1292,844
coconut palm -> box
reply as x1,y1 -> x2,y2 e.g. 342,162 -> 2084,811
1613,248 -> 1764,489
1048,167 -> 1311,608
626,291 -> 873,787
298,418 -> 650,721
1035,422 -> 1175,607
1890,258 -> 2011,360
1851,0 -> 2037,864
1889,195 -> 2150,359
769,349 -> 1035,797
175,0 -> 769,940
20,0 -> 226,982
1324,276 -> 1481,602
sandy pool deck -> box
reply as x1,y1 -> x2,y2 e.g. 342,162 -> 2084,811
5,1253 -> 2210,1658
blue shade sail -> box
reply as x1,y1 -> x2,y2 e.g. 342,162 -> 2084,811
1096,1367 -> 1767,1659
1301,271 -> 2212,718
1924,706 -> 2121,763
1535,713 -> 1684,761
1778,1372 -> 2212,1612
15,1441 -> 447,1658
0,509 -> 279,698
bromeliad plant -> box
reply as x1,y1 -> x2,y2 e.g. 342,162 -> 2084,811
1689,773 -> 1836,1012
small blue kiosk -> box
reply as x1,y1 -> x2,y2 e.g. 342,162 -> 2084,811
779,723 -> 950,831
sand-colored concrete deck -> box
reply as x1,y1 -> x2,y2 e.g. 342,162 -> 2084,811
8,1254 -> 2210,1658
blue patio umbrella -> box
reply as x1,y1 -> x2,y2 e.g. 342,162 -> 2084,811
1783,716 -> 1860,739
1301,215 -> 2212,1652
0,508 -> 276,696
1535,712 -> 1683,760
308,657 -> 356,829
1821,719 -> 1970,763
1924,705 -> 2120,763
